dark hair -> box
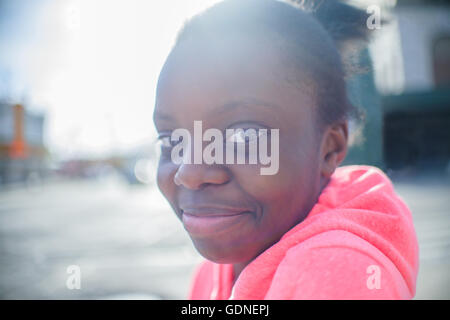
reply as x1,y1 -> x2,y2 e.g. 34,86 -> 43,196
172,0 -> 371,127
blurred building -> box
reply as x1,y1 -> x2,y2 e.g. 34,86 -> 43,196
345,0 -> 450,174
382,0 -> 450,172
0,102 -> 48,184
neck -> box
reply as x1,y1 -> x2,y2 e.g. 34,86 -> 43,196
232,262 -> 248,286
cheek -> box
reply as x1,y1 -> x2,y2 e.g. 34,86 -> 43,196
235,142 -> 318,197
231,140 -> 321,225
156,160 -> 178,205
233,163 -> 306,207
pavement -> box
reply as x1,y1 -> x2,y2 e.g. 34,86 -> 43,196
0,174 -> 448,299
0,175 -> 201,299
393,177 -> 450,299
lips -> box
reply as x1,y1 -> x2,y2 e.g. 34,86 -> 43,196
180,205 -> 253,236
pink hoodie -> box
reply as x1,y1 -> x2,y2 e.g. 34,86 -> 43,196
188,165 -> 419,300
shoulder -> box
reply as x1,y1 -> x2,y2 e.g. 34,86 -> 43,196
188,260 -> 214,300
266,230 -> 412,299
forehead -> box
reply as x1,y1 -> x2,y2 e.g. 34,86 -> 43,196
154,37 -> 317,127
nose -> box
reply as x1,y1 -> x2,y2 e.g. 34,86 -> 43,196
174,163 -> 230,190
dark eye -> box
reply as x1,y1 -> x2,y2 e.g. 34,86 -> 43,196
226,128 -> 265,144
157,135 -> 173,148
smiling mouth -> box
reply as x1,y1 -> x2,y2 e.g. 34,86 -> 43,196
180,206 -> 253,236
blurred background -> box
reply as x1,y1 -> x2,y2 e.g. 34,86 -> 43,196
0,0 -> 449,299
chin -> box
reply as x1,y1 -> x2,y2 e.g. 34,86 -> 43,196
191,235 -> 259,265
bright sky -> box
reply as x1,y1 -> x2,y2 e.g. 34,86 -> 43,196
0,0 -> 402,160
0,0 -> 221,159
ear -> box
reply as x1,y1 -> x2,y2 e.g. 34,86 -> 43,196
319,121 -> 348,180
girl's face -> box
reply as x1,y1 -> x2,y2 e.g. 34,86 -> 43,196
153,39 -> 326,264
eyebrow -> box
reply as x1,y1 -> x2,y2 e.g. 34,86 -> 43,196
215,97 -> 279,116
153,111 -> 173,122
153,97 -> 279,122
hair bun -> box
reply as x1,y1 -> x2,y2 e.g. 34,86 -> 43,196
289,0 -> 374,76
291,0 -> 370,43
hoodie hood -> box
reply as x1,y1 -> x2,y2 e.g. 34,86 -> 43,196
189,165 -> 419,300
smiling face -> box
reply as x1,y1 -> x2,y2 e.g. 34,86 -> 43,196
153,37 -> 329,265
